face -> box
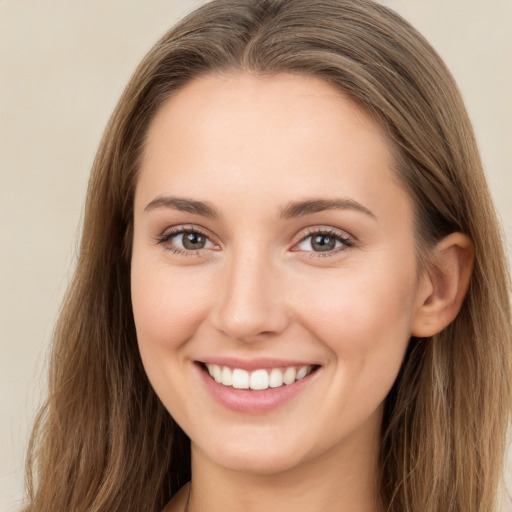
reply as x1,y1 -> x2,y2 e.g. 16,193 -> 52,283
131,73 -> 426,475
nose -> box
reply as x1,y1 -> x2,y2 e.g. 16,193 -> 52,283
211,249 -> 290,343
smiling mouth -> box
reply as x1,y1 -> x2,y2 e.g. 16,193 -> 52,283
200,363 -> 320,391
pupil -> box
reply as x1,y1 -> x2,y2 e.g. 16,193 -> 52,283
183,232 -> 206,250
312,234 -> 335,252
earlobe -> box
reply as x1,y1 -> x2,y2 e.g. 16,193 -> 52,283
411,233 -> 474,338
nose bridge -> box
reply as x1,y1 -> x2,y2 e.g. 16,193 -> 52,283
212,244 -> 288,341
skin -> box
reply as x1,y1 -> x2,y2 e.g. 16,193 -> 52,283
130,73 -> 473,512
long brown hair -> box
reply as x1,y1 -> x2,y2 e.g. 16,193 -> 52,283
23,1 -> 511,511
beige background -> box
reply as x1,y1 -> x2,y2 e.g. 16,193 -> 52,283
1,1 -> 511,510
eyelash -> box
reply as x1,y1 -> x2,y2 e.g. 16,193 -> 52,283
156,226 -> 216,256
294,228 -> 354,258
156,226 -> 354,258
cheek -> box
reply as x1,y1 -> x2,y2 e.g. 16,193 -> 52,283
130,255 -> 214,417
131,258 -> 212,352
296,255 -> 418,372
295,262 -> 417,430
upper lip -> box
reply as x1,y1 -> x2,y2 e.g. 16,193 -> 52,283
196,357 -> 319,371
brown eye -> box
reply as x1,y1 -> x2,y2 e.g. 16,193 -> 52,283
310,234 -> 337,252
296,230 -> 352,254
182,231 -> 207,250
159,228 -> 216,253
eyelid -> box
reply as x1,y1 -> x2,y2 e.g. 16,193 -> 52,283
291,227 -> 355,257
154,224 -> 355,258
155,224 -> 220,255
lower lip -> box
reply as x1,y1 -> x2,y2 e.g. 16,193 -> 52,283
196,364 -> 319,414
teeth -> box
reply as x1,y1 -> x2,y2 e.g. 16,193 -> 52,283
205,364 -> 313,391
296,366 -> 308,380
221,366 -> 232,386
269,368 -> 283,388
250,369 -> 268,390
212,364 -> 222,383
232,369 -> 249,389
283,367 -> 296,385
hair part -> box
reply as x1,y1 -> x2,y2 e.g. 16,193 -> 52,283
24,1 -> 511,511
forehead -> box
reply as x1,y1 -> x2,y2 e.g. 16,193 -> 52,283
143,72 -> 390,160
136,72 -> 411,225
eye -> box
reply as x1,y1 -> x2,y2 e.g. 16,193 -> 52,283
294,229 -> 353,255
157,227 -> 217,254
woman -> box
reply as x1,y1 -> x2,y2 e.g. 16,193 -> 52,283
23,0 -> 511,511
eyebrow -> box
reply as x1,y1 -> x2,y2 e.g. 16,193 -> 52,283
144,196 -> 221,218
144,195 -> 376,220
279,198 -> 376,220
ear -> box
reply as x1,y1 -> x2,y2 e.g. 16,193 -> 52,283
411,233 -> 474,338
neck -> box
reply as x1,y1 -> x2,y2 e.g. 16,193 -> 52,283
186,421 -> 384,512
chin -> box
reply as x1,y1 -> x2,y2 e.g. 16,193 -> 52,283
193,431 -> 311,476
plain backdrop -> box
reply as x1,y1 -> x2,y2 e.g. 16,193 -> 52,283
1,1 -> 511,510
